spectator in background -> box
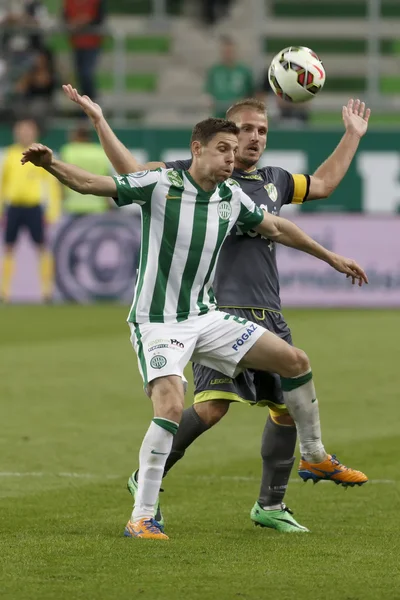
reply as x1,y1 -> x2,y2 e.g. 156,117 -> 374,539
258,67 -> 310,126
205,36 -> 254,117
60,124 -> 110,215
0,0 -> 49,54
15,46 -> 57,126
0,0 -> 55,123
62,0 -> 106,101
0,119 -> 61,303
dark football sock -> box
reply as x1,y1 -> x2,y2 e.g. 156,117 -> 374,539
258,415 -> 297,508
163,406 -> 210,477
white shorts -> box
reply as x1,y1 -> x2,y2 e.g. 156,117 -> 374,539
129,309 -> 265,389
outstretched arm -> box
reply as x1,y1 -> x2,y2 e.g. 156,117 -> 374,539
21,144 -> 117,197
307,98 -> 371,199
254,212 -> 368,286
62,85 -> 165,174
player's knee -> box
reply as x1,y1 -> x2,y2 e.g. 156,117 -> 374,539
149,375 -> 185,423
194,400 -> 229,427
280,348 -> 310,378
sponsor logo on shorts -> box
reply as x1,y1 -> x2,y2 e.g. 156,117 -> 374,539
148,338 -> 169,352
147,338 -> 185,352
148,344 -> 169,352
150,355 -> 167,369
170,338 -> 184,349
232,323 -> 257,351
210,378 -> 233,385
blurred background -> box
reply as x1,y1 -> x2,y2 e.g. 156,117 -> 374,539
0,0 -> 399,305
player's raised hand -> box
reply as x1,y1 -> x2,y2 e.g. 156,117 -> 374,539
21,144 -> 53,168
329,253 -> 368,287
342,98 -> 371,138
62,84 -> 103,124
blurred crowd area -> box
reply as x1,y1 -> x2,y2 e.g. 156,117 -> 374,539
0,0 -> 307,130
1,0 -> 398,129
1,0 -> 400,304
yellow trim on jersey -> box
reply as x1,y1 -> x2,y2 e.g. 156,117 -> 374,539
291,174 -> 308,205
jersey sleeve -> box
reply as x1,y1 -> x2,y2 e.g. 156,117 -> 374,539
164,159 -> 192,170
266,167 -> 310,206
237,189 -> 264,232
112,169 -> 161,207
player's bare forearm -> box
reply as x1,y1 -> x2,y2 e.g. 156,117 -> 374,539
62,84 -> 154,175
309,130 -> 361,199
45,159 -> 116,197
308,99 -> 371,200
256,214 -> 334,265
95,117 -> 166,174
256,214 -> 368,285
94,117 -> 141,174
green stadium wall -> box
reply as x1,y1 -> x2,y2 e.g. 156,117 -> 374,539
1,126 -> 399,213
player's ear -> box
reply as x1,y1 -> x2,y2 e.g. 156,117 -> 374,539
191,140 -> 202,157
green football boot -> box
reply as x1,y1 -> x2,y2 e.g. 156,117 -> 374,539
127,470 -> 165,529
250,502 -> 309,533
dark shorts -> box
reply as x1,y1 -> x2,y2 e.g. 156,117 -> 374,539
4,205 -> 45,245
193,307 -> 293,412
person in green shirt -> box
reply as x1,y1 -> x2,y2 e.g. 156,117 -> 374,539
205,36 -> 255,118
60,125 -> 110,214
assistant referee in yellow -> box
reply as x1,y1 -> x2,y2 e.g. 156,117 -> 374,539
0,119 -> 61,303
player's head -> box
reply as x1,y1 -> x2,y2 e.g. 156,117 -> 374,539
226,99 -> 268,169
190,118 -> 239,184
220,35 -> 237,65
13,119 -> 39,147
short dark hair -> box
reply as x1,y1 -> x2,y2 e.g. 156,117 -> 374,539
226,98 -> 267,121
190,118 -> 240,146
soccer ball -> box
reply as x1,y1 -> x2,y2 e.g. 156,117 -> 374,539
268,46 -> 326,103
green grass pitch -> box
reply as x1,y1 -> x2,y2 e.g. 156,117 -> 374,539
1,306 -> 399,600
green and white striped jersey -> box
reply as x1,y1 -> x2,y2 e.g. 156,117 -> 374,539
113,168 -> 264,324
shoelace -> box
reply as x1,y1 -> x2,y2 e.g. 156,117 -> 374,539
143,518 -> 163,534
330,454 -> 349,470
281,503 -> 294,515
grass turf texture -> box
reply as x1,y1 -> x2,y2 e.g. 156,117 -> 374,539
1,305 -> 399,600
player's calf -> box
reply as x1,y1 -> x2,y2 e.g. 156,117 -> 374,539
129,376 -> 182,536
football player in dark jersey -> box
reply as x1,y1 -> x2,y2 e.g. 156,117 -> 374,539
63,85 -> 370,532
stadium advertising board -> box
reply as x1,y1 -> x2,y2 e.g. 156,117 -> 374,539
1,214 -> 399,306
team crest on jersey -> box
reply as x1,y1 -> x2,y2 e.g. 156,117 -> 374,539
130,170 -> 149,178
264,183 -> 278,202
167,170 -> 184,188
218,200 -> 232,220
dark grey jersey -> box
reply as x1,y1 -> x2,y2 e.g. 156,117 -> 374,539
164,159 -> 309,311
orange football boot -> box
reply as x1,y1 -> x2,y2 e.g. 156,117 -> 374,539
124,518 -> 169,540
298,454 -> 368,487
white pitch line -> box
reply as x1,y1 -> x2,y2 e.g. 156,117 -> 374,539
0,472 -> 396,484
0,472 -> 119,479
